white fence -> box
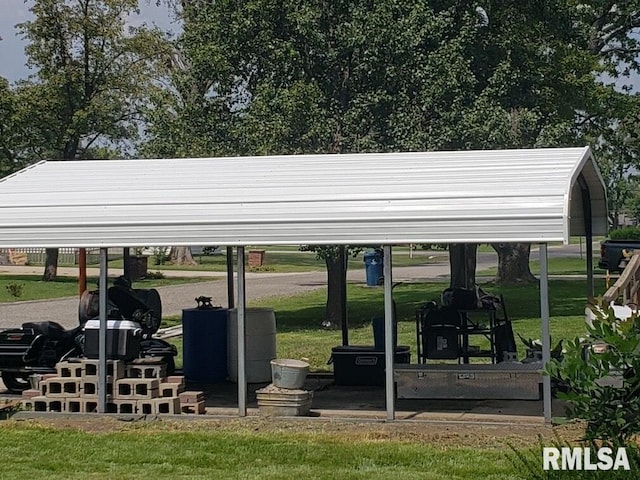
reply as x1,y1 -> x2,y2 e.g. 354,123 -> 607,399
3,248 -> 122,265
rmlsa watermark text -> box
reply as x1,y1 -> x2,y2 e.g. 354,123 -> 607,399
543,447 -> 630,471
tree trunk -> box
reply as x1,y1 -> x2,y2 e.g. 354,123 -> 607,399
323,247 -> 347,331
170,246 -> 197,265
43,248 -> 59,281
449,244 -> 477,289
491,242 -> 537,284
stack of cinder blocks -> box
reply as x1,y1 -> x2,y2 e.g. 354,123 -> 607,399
21,357 -> 206,415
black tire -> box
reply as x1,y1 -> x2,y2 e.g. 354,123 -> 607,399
1,371 -> 31,393
78,290 -> 99,324
133,288 -> 162,333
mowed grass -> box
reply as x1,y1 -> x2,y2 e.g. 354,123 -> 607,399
263,279 -> 594,371
0,421 -> 521,480
0,275 -> 213,303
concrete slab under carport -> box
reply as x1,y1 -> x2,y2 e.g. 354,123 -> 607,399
188,376 -> 567,425
3,374 -> 567,425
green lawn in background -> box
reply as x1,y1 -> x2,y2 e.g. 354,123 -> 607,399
262,279 -> 591,371
2,248 -> 606,304
0,275 -> 216,303
0,422 -> 521,480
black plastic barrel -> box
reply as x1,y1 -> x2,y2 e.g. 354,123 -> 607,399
182,307 -> 228,383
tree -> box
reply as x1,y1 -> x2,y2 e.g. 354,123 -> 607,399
147,1 -> 518,317
15,0 -> 168,280
169,246 -> 196,266
581,92 -> 640,228
0,77 -> 25,177
461,2 -> 640,284
145,1 -> 639,293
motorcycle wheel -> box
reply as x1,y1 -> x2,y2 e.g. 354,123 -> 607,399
1,371 -> 31,393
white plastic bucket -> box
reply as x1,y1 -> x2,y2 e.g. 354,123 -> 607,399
270,358 -> 309,389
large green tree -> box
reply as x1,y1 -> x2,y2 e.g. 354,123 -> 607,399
148,1 -> 506,323
0,77 -> 27,177
15,0 -> 167,280
145,1 -> 640,300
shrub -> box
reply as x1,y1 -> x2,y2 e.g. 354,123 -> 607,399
145,271 -> 165,280
609,227 -> 640,240
5,282 -> 25,298
546,299 -> 640,445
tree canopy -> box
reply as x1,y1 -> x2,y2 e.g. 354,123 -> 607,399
2,0 -> 169,279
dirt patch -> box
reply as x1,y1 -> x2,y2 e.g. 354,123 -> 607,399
6,414 -> 588,449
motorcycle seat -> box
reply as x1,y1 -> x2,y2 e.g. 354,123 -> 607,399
21,321 -> 71,339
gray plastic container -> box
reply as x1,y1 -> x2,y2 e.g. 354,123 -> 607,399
270,358 -> 309,389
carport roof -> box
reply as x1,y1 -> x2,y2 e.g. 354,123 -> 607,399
0,147 -> 607,248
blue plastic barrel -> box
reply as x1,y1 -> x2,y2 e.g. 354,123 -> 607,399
363,251 -> 383,286
182,307 -> 228,383
372,316 -> 397,351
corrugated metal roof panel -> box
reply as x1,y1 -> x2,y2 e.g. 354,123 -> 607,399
0,147 -> 607,248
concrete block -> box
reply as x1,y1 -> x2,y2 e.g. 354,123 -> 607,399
116,378 -> 160,399
159,382 -> 184,398
81,359 -> 125,380
80,378 -> 114,397
113,399 -> 138,414
66,399 -> 82,413
156,397 -> 181,415
179,391 -> 205,404
31,396 -> 65,412
164,375 -> 185,386
77,397 -> 112,413
21,389 -> 41,399
137,397 -> 180,415
180,400 -> 206,415
56,360 -> 83,378
43,377 -> 80,398
125,362 -> 166,380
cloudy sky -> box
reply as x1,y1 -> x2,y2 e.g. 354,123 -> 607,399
0,0 -> 177,82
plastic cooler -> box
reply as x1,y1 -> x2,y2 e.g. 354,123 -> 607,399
83,319 -> 142,360
329,345 -> 410,386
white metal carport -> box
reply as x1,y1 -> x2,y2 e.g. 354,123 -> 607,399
0,146 -> 607,422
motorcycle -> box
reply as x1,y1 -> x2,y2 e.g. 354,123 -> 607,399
0,277 -> 177,393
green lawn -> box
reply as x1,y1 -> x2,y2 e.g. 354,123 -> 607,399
0,275 -> 214,303
266,279 -> 592,371
0,421 -> 532,480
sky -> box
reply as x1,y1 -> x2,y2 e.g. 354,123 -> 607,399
0,0 -> 177,83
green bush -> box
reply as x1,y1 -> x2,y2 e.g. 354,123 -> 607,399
5,282 -> 25,298
546,299 -> 640,445
609,227 -> 640,240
